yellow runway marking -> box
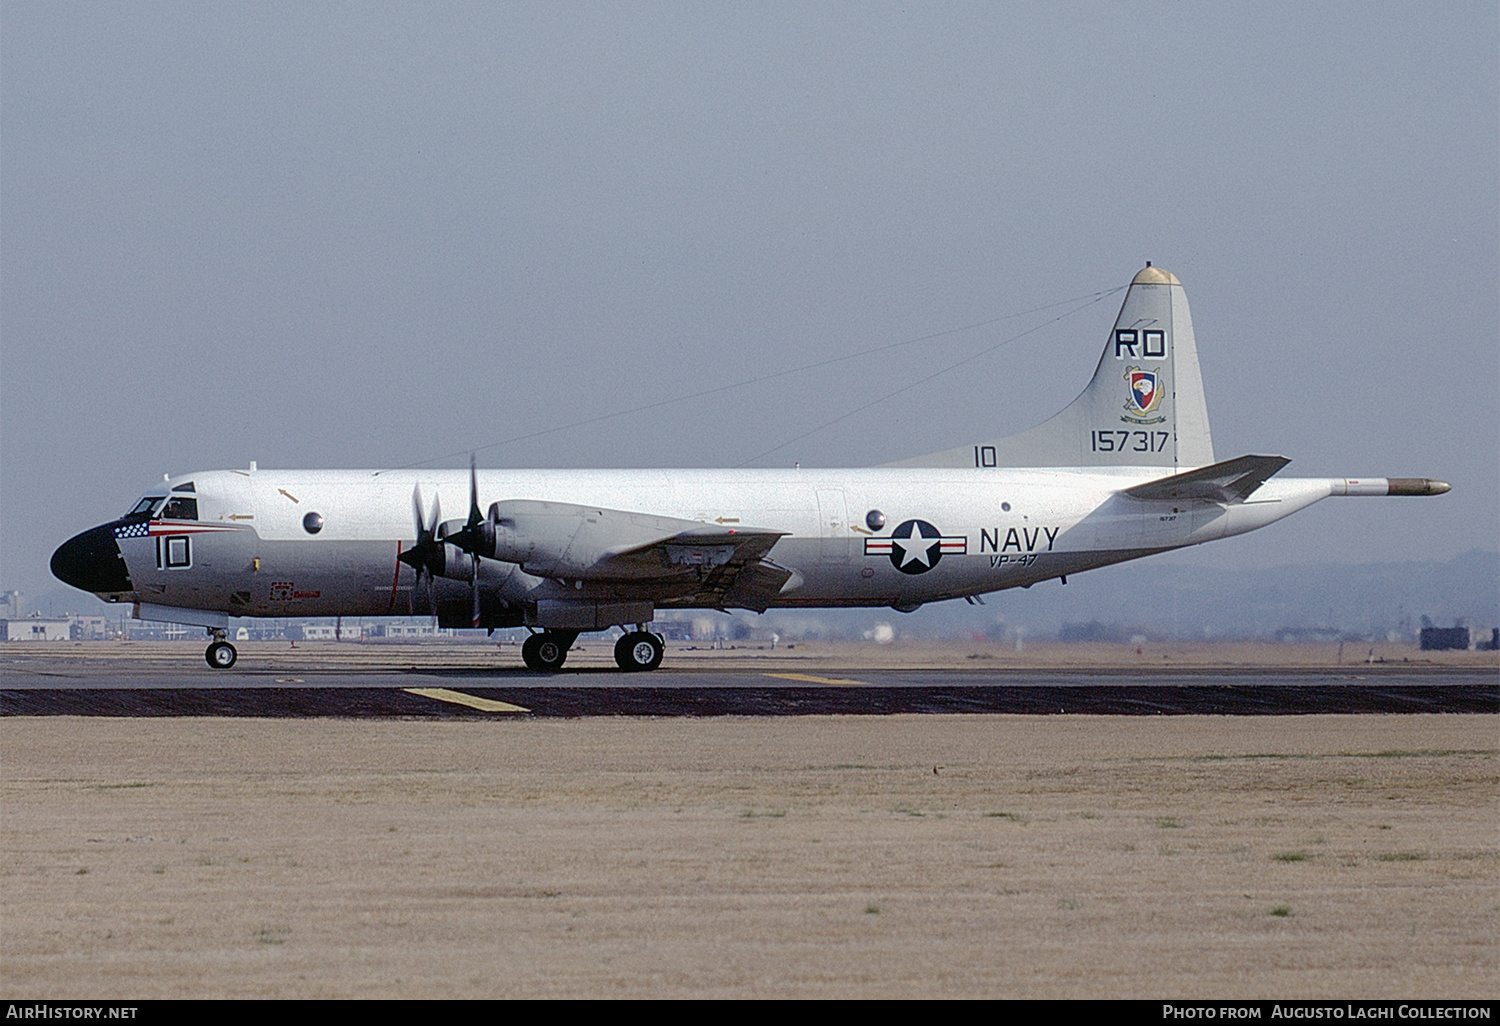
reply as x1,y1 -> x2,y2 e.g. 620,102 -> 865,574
762,673 -> 872,687
403,687 -> 530,713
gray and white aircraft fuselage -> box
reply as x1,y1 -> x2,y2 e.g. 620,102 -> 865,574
51,265 -> 1449,671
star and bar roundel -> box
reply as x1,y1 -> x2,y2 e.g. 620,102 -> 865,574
863,519 -> 966,574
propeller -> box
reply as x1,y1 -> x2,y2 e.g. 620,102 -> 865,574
441,456 -> 495,628
397,485 -> 444,624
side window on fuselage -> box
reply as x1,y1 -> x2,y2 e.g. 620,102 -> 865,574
159,496 -> 198,520
158,535 -> 192,569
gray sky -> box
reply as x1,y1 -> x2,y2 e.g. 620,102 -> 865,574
4,2 -> 1496,608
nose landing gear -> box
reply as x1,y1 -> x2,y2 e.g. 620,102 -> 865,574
205,630 -> 237,669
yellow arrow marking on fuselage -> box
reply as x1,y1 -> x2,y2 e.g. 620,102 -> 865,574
762,673 -> 871,687
403,687 -> 530,713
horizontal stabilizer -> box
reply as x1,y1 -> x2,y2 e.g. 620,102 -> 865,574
1124,455 -> 1291,503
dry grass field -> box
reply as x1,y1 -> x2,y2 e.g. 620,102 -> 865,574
2,712 -> 1495,998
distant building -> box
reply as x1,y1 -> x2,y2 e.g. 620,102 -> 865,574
1,613 -> 115,640
67,615 -> 111,640
2,616 -> 70,641
376,623 -> 455,639
125,621 -> 197,641
654,620 -> 695,641
1420,626 -> 1470,651
299,624 -> 365,641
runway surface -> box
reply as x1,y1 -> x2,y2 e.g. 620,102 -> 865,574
3,650 -> 1494,716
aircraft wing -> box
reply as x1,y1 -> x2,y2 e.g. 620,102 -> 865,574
1123,454 -> 1291,503
603,524 -> 793,611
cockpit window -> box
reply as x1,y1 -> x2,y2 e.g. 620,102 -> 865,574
171,481 -> 195,493
159,496 -> 198,520
126,496 -> 165,518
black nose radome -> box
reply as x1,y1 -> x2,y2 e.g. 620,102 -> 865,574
51,523 -> 133,595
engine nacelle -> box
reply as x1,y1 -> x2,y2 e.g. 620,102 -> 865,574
469,500 -> 750,581
425,522 -> 476,581
483,501 -> 622,578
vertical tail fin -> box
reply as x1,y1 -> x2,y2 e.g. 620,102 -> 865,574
887,265 -> 1215,469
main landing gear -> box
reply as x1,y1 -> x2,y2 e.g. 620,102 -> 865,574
521,630 -> 578,671
205,629 -> 237,669
519,628 -> 664,671
614,630 -> 664,672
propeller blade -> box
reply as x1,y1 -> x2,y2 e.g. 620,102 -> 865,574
398,485 -> 427,571
468,454 -> 481,527
470,553 -> 481,628
447,455 -> 490,557
395,478 -> 488,629
467,456 -> 485,627
397,483 -> 450,623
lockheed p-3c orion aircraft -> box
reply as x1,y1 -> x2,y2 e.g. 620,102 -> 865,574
51,265 -> 1449,671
